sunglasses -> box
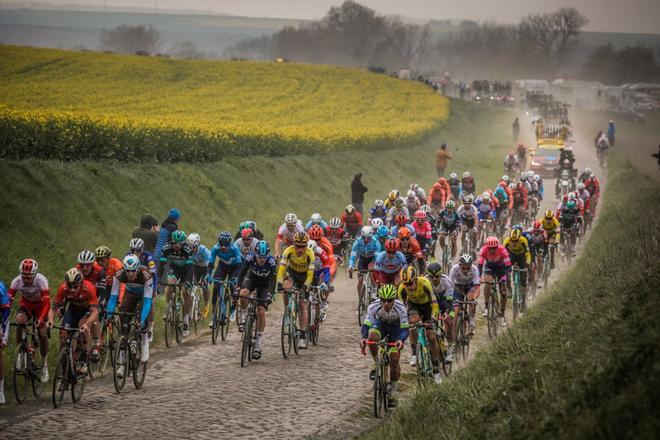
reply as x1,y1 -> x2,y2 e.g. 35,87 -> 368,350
294,245 -> 307,249
380,298 -> 394,304
403,281 -> 414,287
125,269 -> 138,273
428,274 -> 441,279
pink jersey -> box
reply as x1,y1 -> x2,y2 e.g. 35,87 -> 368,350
411,220 -> 432,239
9,273 -> 49,303
477,246 -> 512,268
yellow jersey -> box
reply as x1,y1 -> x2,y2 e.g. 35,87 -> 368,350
397,276 -> 439,316
540,217 -> 560,232
503,236 -> 531,264
277,245 -> 315,285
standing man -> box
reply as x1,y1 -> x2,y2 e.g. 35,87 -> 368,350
132,214 -> 159,254
512,117 -> 520,141
351,173 -> 368,216
436,143 -> 452,177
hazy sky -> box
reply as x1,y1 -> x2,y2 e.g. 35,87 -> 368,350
17,0 -> 660,33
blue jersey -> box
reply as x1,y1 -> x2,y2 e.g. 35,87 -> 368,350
243,252 -> 277,279
349,237 -> 383,268
369,206 -> 388,220
192,245 -> 211,267
389,224 -> 415,238
305,220 -> 328,230
374,251 -> 407,274
209,243 -> 242,269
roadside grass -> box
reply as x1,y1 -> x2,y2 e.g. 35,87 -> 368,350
361,153 -> 660,439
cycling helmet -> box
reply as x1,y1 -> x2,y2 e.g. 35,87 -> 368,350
345,204 -> 355,214
384,239 -> 399,253
394,198 -> 404,208
545,209 -> 554,219
394,213 -> 407,226
361,226 -> 373,239
534,174 -> 541,182
420,204 -> 431,214
77,250 -> 95,264
218,231 -> 232,245
400,265 -> 418,284
462,194 -> 474,204
485,236 -> 499,248
307,239 -> 317,253
245,220 -> 257,231
512,224 -> 523,231
329,217 -> 341,229
463,171 -> 471,178
310,213 -> 322,224
285,213 -> 298,225
502,175 -> 510,182
432,182 -> 442,191
562,194 -> 569,202
508,182 -> 516,190
95,246 -> 112,259
449,172 -> 458,180
256,240 -> 270,257
446,200 -> 456,209
388,190 -> 398,201
459,254 -> 473,266
172,230 -> 187,243
577,182 -> 585,190
376,225 -> 389,238
426,261 -> 442,277
482,193 -> 491,202
122,254 -> 140,271
414,210 -> 426,220
406,190 -> 416,199
64,267 -> 83,287
533,220 -> 542,231
566,201 -> 576,209
410,183 -> 419,191
241,228 -> 254,240
20,258 -> 38,276
511,229 -> 522,240
378,284 -> 397,301
187,233 -> 201,247
583,167 -> 591,175
129,238 -> 144,252
293,232 -> 309,246
374,199 -> 384,208
237,221 -> 246,232
308,224 -> 324,240
371,218 -> 384,229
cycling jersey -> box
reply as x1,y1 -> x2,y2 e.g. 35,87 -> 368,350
541,217 -> 560,232
457,204 -> 479,221
397,276 -> 435,306
448,178 -> 460,199
461,177 -> 476,194
374,251 -> 407,274
77,263 -> 107,301
503,236 -> 531,264
399,238 -> 424,262
411,220 -> 432,240
9,274 -> 50,322
369,206 -> 388,221
361,299 -> 409,340
512,189 -> 528,209
190,245 -> 211,267
389,224 -> 416,238
305,219 -> 328,230
448,264 -> 480,287
349,237 -> 382,268
239,252 -> 278,280
387,207 -> 409,223
107,268 -> 153,324
276,222 -> 306,247
234,238 -> 259,257
385,197 -> 405,210
54,280 -> 99,310
438,209 -> 460,230
475,198 -> 496,220
209,243 -> 242,268
276,245 -> 315,286
341,212 -> 364,229
559,207 -> 580,227
405,197 -> 420,214
325,226 -> 347,247
429,274 -> 454,305
477,245 -> 512,270
159,242 -> 193,283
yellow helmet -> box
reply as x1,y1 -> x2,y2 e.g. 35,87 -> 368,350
64,267 -> 83,287
388,190 -> 397,202
545,209 -> 554,219
293,232 -> 309,246
400,265 -> 418,284
511,229 -> 521,241
95,245 -> 112,259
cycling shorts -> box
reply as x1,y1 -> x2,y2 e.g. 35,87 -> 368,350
407,302 -> 433,323
167,266 -> 188,283
286,269 -> 309,294
357,255 -> 374,271
241,273 -> 272,310
62,306 -> 91,328
17,300 -> 49,323
192,265 -> 207,285
453,284 -> 475,302
376,271 -> 399,286
213,264 -> 241,283
368,321 -> 404,347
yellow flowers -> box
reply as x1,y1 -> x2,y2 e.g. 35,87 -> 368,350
0,45 -> 449,161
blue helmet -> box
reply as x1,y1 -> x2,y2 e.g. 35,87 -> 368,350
218,231 -> 232,245
376,225 -> 390,238
256,240 -> 270,257
512,224 -> 524,231
494,186 -> 505,196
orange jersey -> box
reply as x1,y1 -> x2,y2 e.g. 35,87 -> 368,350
103,258 -> 126,302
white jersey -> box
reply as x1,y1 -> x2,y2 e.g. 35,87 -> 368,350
457,204 -> 479,221
277,222 -> 305,246
234,237 -> 259,257
9,273 -> 49,303
364,299 -> 408,327
430,274 -> 454,302
448,264 -> 480,288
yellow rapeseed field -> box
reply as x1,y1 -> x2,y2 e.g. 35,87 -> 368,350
0,45 -> 449,160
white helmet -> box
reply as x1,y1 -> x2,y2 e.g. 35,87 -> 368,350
410,183 -> 419,191
307,239 -> 317,253
583,167 -> 591,175
374,199 -> 384,208
310,213 -> 322,224
285,213 -> 298,225
129,238 -> 144,252
577,182 -> 585,190
122,254 -> 140,271
77,250 -> 95,264
329,217 -> 341,228
463,171 -> 471,178
371,218 -> 384,229
361,226 -> 373,238
449,172 -> 458,180
534,174 -> 541,182
508,182 -> 516,190
420,204 -> 431,214
482,192 -> 491,202
407,190 -> 416,199
186,232 -> 201,247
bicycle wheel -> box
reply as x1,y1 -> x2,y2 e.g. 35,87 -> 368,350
241,313 -> 253,367
12,346 -> 29,403
311,302 -> 321,345
112,337 -> 128,393
70,335 -> 86,403
512,275 -> 520,321
132,336 -> 147,390
164,301 -> 174,348
543,256 -> 551,289
174,294 -> 183,344
292,307 -> 301,356
416,345 -> 433,387
97,321 -> 111,374
211,300 -> 220,345
373,356 -> 384,418
357,284 -> 367,327
52,349 -> 68,408
191,287 -> 200,335
281,308 -> 292,359
220,291 -> 230,342
30,339 -> 44,398
487,295 -> 498,340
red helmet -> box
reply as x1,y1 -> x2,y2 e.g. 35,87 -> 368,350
394,213 -> 407,226
20,259 -> 38,276
413,210 -> 426,220
562,194 -> 569,202
398,227 -> 411,239
533,220 -> 542,231
384,239 -> 399,253
432,182 -> 442,191
485,236 -> 499,248
308,224 -> 324,240
241,228 -> 253,240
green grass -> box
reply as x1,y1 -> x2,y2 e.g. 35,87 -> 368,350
361,153 -> 660,439
0,100 -> 514,404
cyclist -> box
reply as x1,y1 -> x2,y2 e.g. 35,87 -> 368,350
375,225 -> 391,248
410,183 -> 427,204
208,231 -> 242,329
540,209 -> 560,269
437,177 -> 451,201
427,182 -> 446,213
48,268 -> 99,375
411,210 -> 432,255
477,236 -> 512,327
361,284 -> 409,408
128,238 -> 157,340
584,173 -> 601,217
475,192 -> 497,237
517,143 -> 528,168
457,194 -> 479,250
387,199 -> 409,226
305,213 -> 328,230
448,254 -> 480,335
341,205 -> 364,238
461,171 -> 476,196
237,241 -> 277,359
374,239 -> 407,287
559,200 -> 580,257
437,200 -> 460,260
348,226 -> 382,304
77,250 -> 106,357
447,172 -> 461,200
504,152 -> 520,174
243,220 -> 265,241
8,259 -> 51,383
511,182 -> 529,224
426,262 -> 455,363
275,213 -> 305,257
235,228 -> 259,258
369,200 -> 388,222
308,224 -> 337,284
308,239 -> 331,296
277,232 -> 315,349
159,230 -> 194,336
534,174 -> 544,201
187,233 -> 211,318
389,213 -> 415,238
325,217 -> 349,264
404,190 -> 421,214
397,266 -> 441,384
397,228 -> 425,272
526,221 -> 547,288
106,255 -> 153,376
95,246 -> 123,304
0,280 -> 9,404
578,167 -> 592,184
503,228 -> 531,311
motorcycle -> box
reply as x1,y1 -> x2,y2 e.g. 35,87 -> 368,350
556,169 -> 574,199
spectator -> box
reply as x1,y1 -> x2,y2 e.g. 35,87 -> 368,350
513,117 -> 520,141
351,173 -> 368,216
435,143 -> 452,177
132,214 -> 159,254
651,144 -> 660,171
154,208 -> 180,264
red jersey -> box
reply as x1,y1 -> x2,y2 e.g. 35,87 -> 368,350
340,212 -> 363,228
325,226 -> 347,247
54,280 -> 99,310
411,220 -> 432,239
399,237 -> 423,260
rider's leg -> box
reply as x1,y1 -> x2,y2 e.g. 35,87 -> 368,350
426,328 -> 440,372
408,312 -> 419,358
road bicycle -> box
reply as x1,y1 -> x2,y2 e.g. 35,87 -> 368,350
453,298 -> 476,364
209,278 -> 236,344
511,266 -> 528,321
307,285 -> 325,346
10,322 -> 44,403
112,312 -> 147,393
434,316 -> 452,377
163,283 -> 186,347
52,325 -> 89,408
356,269 -> 376,327
482,276 -> 507,340
365,339 -> 398,418
411,321 -> 434,387
240,294 -> 271,367
281,287 -> 303,359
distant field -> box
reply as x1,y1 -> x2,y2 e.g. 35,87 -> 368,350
0,45 -> 449,161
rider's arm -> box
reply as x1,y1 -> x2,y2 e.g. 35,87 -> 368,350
207,246 -> 218,276
140,277 -> 154,326
396,302 -> 410,342
106,276 -> 121,317
348,239 -> 360,269
304,250 -> 315,287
